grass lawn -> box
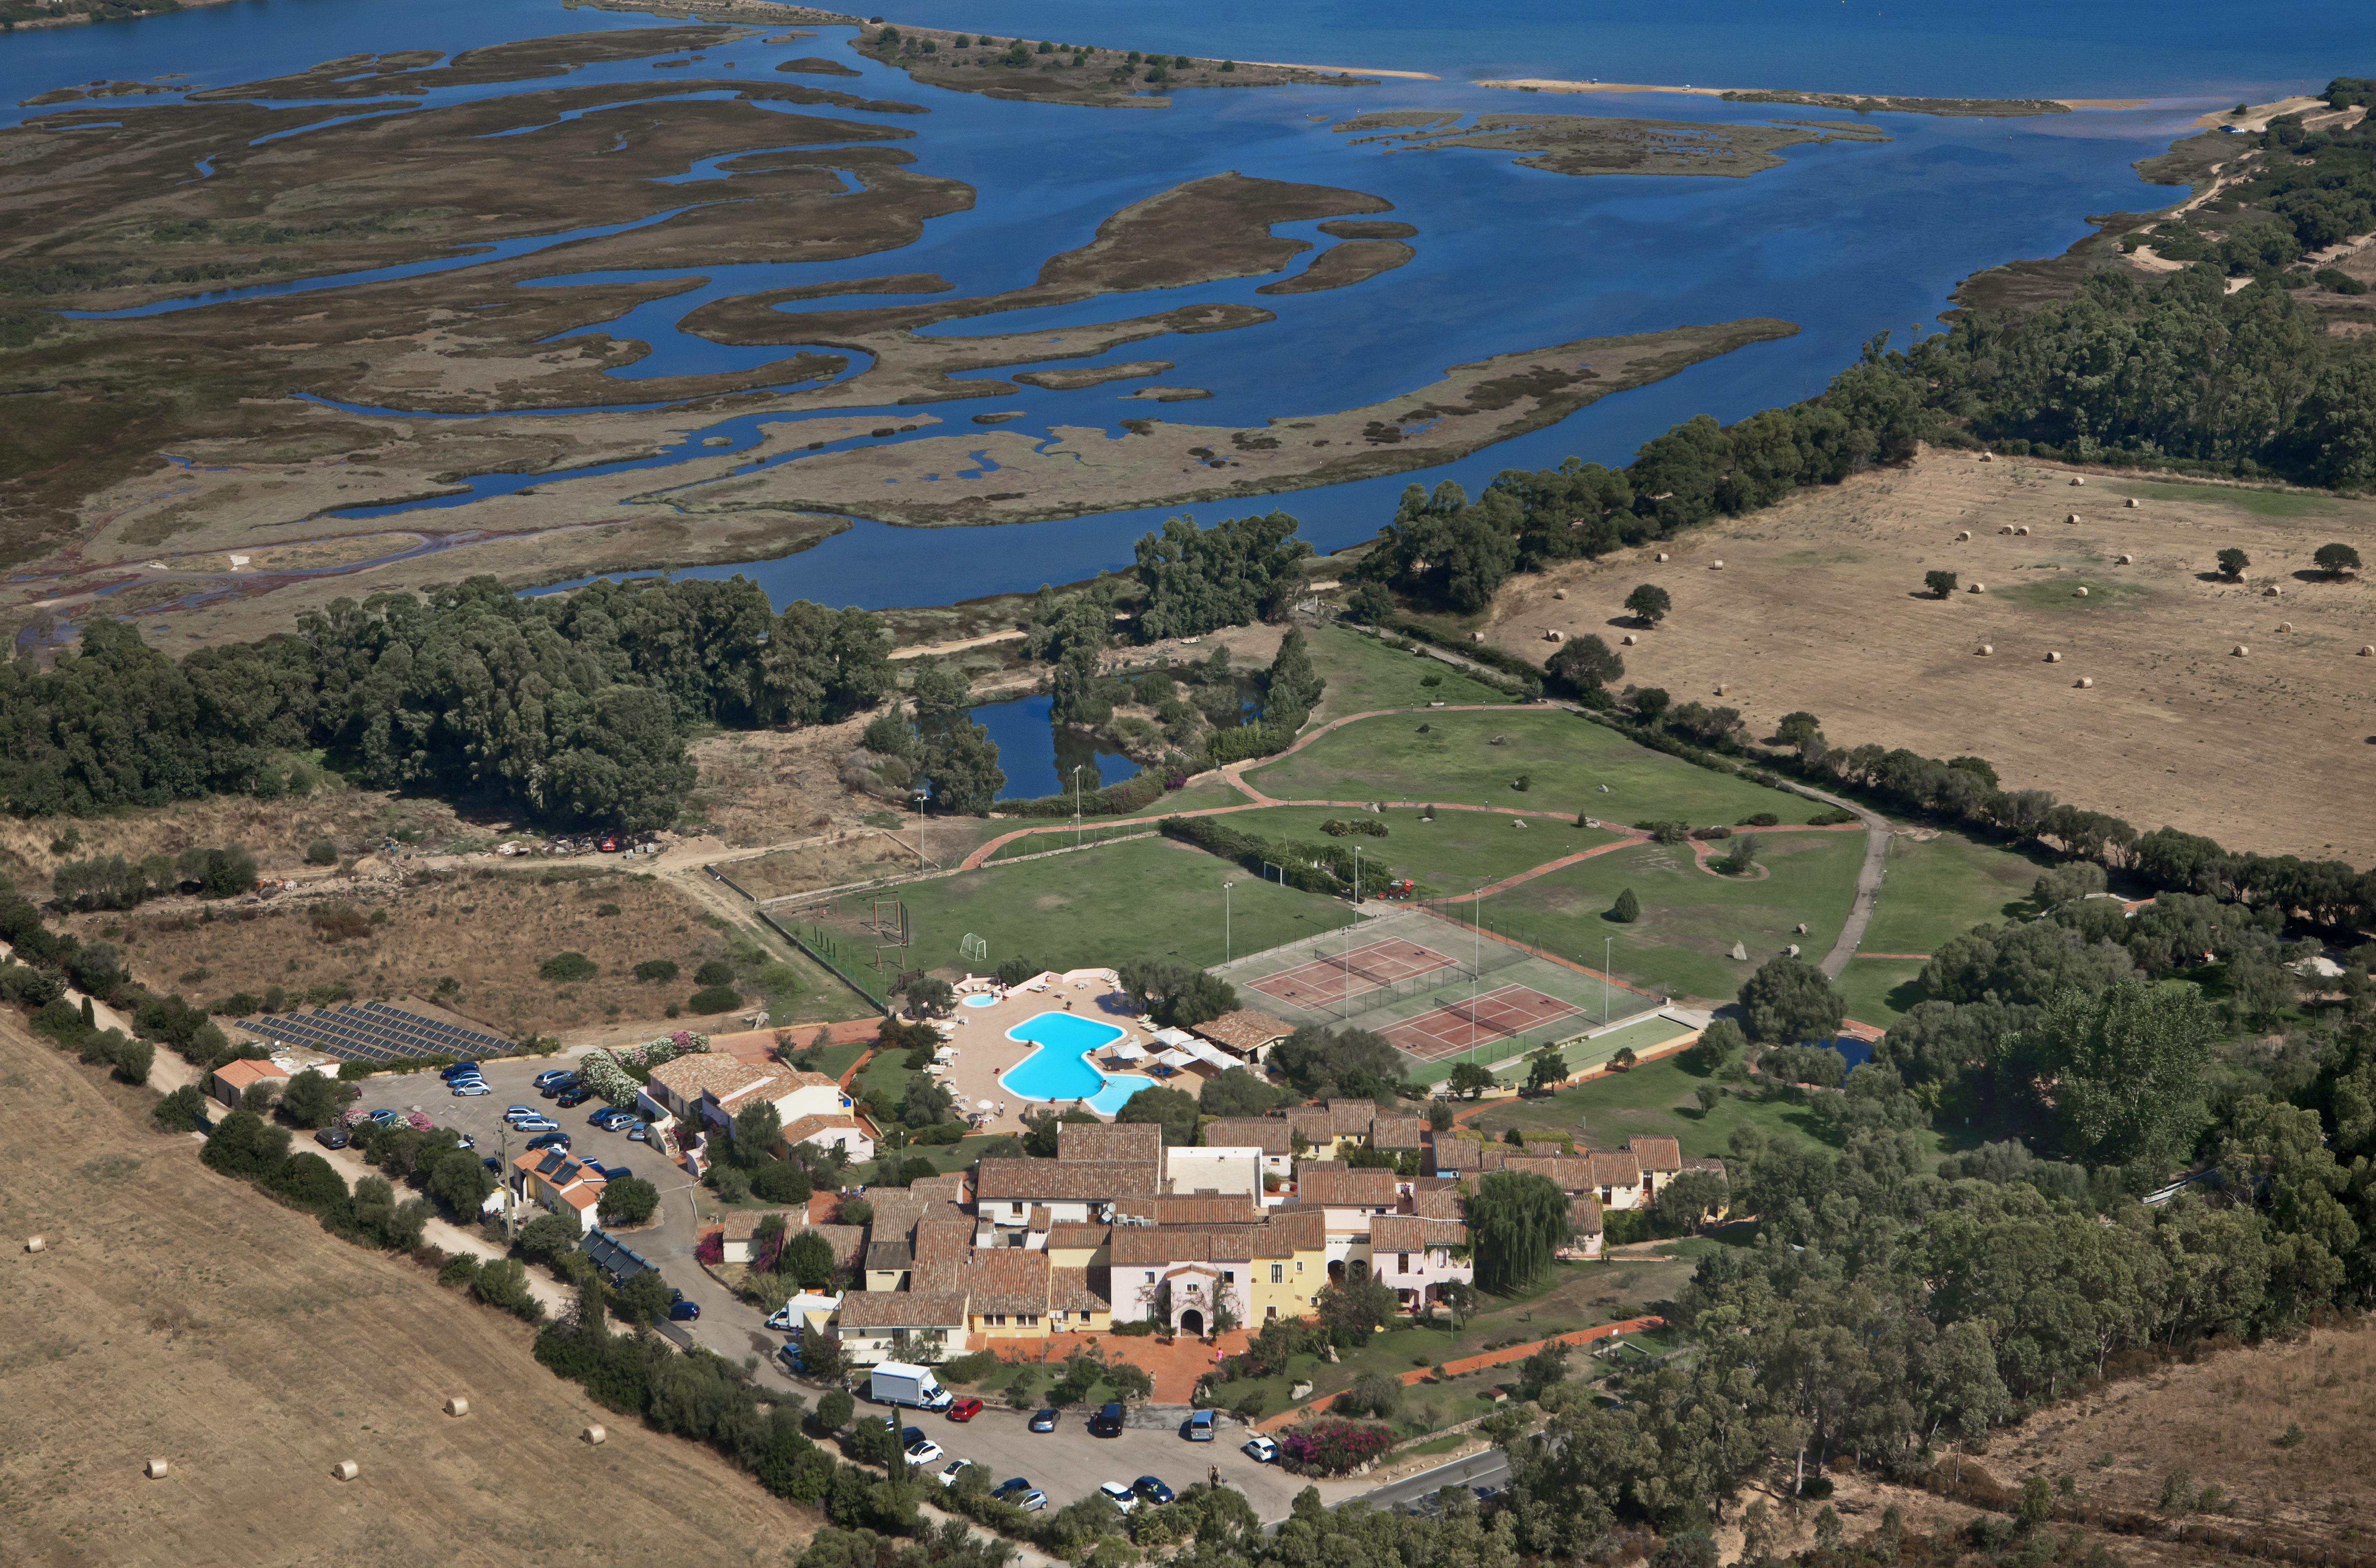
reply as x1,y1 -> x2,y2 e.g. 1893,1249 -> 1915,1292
1835,957 -> 1926,1030
1464,1052 -> 1912,1160
1305,622 -> 1515,719
778,1037 -> 871,1081
896,835 -> 1359,977
984,820 -> 1154,862
1859,831 -> 2048,955
1195,803 -> 1618,897
1244,708 -> 1822,827
856,1132 -> 1011,1184
1473,830 -> 1865,1004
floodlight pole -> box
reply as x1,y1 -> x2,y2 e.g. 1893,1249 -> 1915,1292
1470,885 -> 1482,1066
1604,936 -> 1612,1027
1223,881 -> 1236,963
912,788 -> 929,870
1072,765 -> 1085,851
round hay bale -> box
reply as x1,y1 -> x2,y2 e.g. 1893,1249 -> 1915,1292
1956,530 -> 1972,541
2065,512 -> 2081,524
1551,588 -> 1567,600
2232,644 -> 2250,656
144,1459 -> 169,1480
1978,451 -> 1995,462
1620,633 -> 1637,646
25,1236 -> 43,1253
583,1424 -> 608,1446
1998,525 -> 2014,535
1655,552 -> 1670,563
2074,586 -> 2089,597
1969,582 -> 1987,593
2045,650 -> 2063,663
1469,631 -> 1484,643
444,1396 -> 470,1418
2015,525 -> 2031,536
1710,559 -> 1725,570
2070,475 -> 2086,486
2125,497 -> 2141,508
331,1460 -> 360,1483
2116,554 -> 2133,565
1784,943 -> 1801,958
2075,677 -> 2095,688
1976,643 -> 1993,655
1714,683 -> 1729,696
1796,922 -> 1810,934
1544,629 -> 1564,642
2361,645 -> 2375,656
2265,585 -> 2282,597
2278,621 -> 2293,633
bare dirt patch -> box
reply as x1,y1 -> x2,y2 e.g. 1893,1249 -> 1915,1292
0,1021 -> 815,1568
109,865 -> 741,1034
1481,450 -> 2376,863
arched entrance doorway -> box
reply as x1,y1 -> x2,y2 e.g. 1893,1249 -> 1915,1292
1179,1308 -> 1204,1337
1326,1259 -> 1345,1284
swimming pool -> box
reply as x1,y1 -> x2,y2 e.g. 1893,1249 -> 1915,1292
960,993 -> 999,1009
999,1011 -> 1153,1115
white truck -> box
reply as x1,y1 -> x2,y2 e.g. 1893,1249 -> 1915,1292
869,1361 -> 953,1411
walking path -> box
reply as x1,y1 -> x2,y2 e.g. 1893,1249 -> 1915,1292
1250,1314 -> 1665,1434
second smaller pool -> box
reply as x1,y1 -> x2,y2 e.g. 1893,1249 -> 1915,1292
960,993 -> 1000,1008
999,1010 -> 1153,1115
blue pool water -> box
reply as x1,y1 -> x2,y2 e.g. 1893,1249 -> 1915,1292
999,1011 -> 1153,1113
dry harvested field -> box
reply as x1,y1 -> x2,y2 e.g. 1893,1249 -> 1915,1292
0,1024 -> 814,1568
1484,451 -> 2376,863
103,866 -> 745,1035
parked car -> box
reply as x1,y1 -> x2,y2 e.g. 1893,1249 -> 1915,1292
1133,1476 -> 1175,1505
1097,1482 -> 1139,1515
366,1109 -> 398,1128
445,1071 -> 484,1087
1089,1403 -> 1125,1438
441,1060 -> 479,1078
904,1435 -> 945,1465
624,1122 -> 651,1142
598,834 -> 621,852
992,1480 -> 1046,1512
480,1156 -> 503,1172
1028,1409 -> 1060,1433
525,1132 -> 571,1151
555,1089 -> 591,1108
1242,1436 -> 1278,1463
590,1163 -> 632,1181
936,1459 -> 972,1490
452,1082 -> 492,1097
764,1303 -> 799,1331
313,1127 -> 350,1150
668,1300 -> 700,1322
538,1077 -> 580,1099
532,1069 -> 574,1089
946,1397 -> 983,1422
454,1133 -> 476,1150
589,1108 -> 627,1128
1186,1410 -> 1216,1442
513,1117 -> 558,1133
502,1105 -> 538,1120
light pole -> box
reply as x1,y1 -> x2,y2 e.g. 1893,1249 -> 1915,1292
911,788 -> 929,870
1223,880 -> 1237,962
1072,764 -> 1085,850
1603,936 -> 1612,1026
1469,884 -> 1482,1067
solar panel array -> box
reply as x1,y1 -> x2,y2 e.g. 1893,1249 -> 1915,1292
235,1000 -> 513,1064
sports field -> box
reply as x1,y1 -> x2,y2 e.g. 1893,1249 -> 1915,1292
1247,935 -> 1463,1010
1381,982 -> 1585,1060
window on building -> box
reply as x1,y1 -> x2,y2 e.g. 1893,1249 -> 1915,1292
1010,1202 -> 1024,1216
1269,1264 -> 1283,1284
1144,1270 -> 1155,1283
1399,1252 -> 1411,1274
1600,1187 -> 1613,1204
1266,1304 -> 1278,1319
1221,1270 -> 1234,1284
1295,1260 -> 1303,1273
990,1313 -> 1005,1326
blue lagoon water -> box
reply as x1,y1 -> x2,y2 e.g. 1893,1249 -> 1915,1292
4,0 -> 2365,611
966,693 -> 1138,800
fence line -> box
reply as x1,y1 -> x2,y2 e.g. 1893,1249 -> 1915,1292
757,908 -> 894,1015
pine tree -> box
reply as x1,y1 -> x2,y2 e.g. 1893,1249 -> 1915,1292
1612,887 -> 1641,923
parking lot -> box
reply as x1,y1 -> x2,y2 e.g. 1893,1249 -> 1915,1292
874,1401 -> 1312,1523
353,1053 -> 658,1201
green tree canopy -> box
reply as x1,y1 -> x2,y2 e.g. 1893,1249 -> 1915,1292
1466,1169 -> 1570,1293
1737,955 -> 1845,1043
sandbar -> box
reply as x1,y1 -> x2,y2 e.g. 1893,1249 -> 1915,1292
1476,78 -> 2141,116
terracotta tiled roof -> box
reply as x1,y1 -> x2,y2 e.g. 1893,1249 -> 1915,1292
1044,1222 -> 1112,1251
1429,1136 -> 1484,1171
1369,1115 -> 1425,1149
1110,1226 -> 1258,1267
1261,1208 -> 1326,1251
1056,1121 -> 1164,1166
1372,1214 -> 1469,1250
975,1159 -> 1161,1204
1050,1266 -> 1109,1314
212,1059 -> 290,1090
1570,1195 -> 1605,1235
782,1113 -> 868,1145
840,1290 -> 970,1329
1627,1136 -> 1683,1174
1201,1118 -> 1295,1154
718,1208 -> 810,1241
966,1247 -> 1052,1315
1501,1155 -> 1598,1191
1296,1168 -> 1404,1209
803,1224 -> 867,1266
647,1052 -> 773,1103
1192,1009 -> 1293,1055
909,1173 -> 970,1208
1588,1151 -> 1642,1189
910,1219 -> 974,1288
1410,1187 -> 1465,1222
1114,1195 -> 1262,1226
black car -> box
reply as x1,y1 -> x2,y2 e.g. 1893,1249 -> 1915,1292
538,1076 -> 581,1099
1027,1408 -> 1060,1433
554,1089 -> 591,1108
1089,1402 -> 1125,1438
1132,1476 -> 1175,1505
313,1126 -> 350,1150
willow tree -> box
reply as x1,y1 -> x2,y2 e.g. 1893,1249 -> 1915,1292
1466,1169 -> 1571,1294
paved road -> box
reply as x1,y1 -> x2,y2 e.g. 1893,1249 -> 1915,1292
1346,1447 -> 1511,1513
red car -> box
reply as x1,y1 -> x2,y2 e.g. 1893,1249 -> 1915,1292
945,1397 -> 984,1422
597,834 -> 621,853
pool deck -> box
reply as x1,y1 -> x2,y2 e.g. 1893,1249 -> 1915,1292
928,969 -> 1165,1133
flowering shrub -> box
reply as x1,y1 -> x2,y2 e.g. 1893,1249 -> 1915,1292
579,1051 -> 638,1107
694,1228 -> 725,1266
1278,1420 -> 1395,1476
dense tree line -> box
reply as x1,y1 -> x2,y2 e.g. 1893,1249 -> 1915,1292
1130,511 -> 1312,641
6,576 -> 895,830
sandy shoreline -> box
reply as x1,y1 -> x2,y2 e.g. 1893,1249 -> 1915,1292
1242,59 -> 1439,81
1476,77 -> 2148,111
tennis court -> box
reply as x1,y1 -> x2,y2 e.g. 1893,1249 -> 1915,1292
1381,984 -> 1586,1060
1246,937 -> 1461,1009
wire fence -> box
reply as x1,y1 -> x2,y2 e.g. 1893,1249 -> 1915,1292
764,910 -> 894,1011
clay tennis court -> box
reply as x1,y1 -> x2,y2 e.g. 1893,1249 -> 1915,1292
1246,937 -> 1461,1008
1382,983 -> 1585,1060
